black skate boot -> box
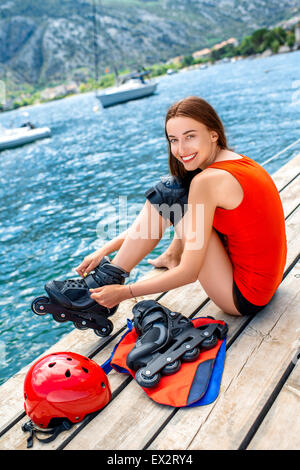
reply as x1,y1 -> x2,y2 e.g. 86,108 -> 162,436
126,300 -> 228,388
31,257 -> 129,337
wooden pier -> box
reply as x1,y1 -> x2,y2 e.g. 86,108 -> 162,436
0,153 -> 299,451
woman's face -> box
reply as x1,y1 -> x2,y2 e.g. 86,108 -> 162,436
166,116 -> 219,170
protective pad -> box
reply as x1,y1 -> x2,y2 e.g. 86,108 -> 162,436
145,176 -> 189,226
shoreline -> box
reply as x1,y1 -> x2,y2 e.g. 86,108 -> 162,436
1,47 -> 299,115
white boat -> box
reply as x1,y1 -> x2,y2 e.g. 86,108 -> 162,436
96,71 -> 158,108
0,124 -> 51,151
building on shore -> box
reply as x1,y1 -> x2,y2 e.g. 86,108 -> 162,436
212,37 -> 238,51
192,48 -> 211,60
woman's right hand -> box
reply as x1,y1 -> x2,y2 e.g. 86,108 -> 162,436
75,249 -> 107,278
75,229 -> 128,278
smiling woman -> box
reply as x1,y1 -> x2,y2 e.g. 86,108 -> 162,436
45,96 -> 287,325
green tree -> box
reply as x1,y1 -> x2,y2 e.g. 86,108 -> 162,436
260,28 -> 287,52
237,36 -> 256,56
273,27 -> 287,45
271,39 -> 280,53
251,28 -> 269,50
181,55 -> 195,67
286,31 -> 295,48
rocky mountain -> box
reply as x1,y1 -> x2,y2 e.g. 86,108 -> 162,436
1,0 -> 299,86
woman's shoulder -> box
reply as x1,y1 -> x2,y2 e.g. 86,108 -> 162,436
191,164 -> 244,208
192,166 -> 229,184
189,168 -> 229,199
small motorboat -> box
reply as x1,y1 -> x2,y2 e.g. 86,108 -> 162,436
0,123 -> 51,151
96,71 -> 158,108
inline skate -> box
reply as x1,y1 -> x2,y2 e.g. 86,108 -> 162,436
126,300 -> 228,388
31,257 -> 129,337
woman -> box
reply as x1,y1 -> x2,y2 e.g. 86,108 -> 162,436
76,96 -> 287,316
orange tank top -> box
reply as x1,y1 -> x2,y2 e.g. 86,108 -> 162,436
208,155 -> 287,306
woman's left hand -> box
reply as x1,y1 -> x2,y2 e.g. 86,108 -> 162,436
89,284 -> 130,309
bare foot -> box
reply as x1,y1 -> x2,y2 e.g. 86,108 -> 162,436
147,251 -> 181,269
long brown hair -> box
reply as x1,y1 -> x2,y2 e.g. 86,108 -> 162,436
165,96 -> 229,183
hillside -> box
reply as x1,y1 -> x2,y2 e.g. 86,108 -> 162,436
0,0 -> 300,87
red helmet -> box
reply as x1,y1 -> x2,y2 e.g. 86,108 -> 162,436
24,352 -> 111,429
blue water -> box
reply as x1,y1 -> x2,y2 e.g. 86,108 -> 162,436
0,51 -> 300,385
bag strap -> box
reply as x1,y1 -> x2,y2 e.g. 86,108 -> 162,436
101,318 -> 133,374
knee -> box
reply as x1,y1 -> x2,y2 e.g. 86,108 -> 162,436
145,176 -> 189,226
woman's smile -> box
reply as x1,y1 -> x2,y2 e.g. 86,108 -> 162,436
180,152 -> 198,163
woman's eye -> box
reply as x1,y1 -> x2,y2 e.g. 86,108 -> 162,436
170,139 -> 177,144
186,134 -> 195,139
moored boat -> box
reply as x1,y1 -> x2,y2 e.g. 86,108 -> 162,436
96,71 -> 157,108
0,124 -> 51,151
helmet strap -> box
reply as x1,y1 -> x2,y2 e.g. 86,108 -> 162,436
22,419 -> 73,448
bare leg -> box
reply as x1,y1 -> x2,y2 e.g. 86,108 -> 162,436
112,200 -> 170,272
197,230 -> 241,316
157,215 -> 241,315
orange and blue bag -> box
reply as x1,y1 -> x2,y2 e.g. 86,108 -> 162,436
102,300 -> 228,408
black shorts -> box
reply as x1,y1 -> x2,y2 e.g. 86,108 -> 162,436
232,281 -> 268,316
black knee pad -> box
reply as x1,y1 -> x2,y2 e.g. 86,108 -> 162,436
145,176 -> 189,226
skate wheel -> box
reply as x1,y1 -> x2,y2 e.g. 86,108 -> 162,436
74,320 -> 89,330
202,334 -> 218,350
135,368 -> 161,389
53,313 -> 68,323
161,359 -> 181,376
31,296 -> 49,316
182,346 -> 200,362
94,319 -> 114,337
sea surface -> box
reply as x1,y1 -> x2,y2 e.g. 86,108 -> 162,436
0,50 -> 300,385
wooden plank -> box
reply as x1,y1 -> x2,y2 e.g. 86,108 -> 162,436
148,263 -> 300,451
248,359 -> 300,450
279,176 -> 299,218
284,207 -> 300,269
271,153 -> 300,192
